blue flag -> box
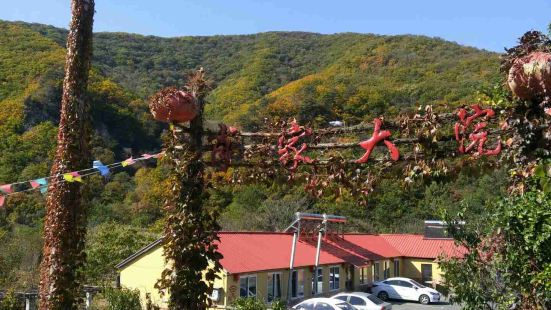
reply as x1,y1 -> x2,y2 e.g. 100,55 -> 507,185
93,160 -> 110,177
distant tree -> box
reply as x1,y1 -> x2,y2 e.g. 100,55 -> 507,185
84,222 -> 157,283
38,0 -> 95,308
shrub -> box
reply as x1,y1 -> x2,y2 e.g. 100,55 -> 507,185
101,286 -> 142,310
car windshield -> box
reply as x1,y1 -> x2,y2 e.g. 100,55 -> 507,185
410,280 -> 426,288
367,295 -> 384,305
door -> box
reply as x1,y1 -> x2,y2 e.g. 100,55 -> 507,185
398,280 -> 418,301
421,264 -> 433,286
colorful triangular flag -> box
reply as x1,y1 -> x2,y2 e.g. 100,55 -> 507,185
153,151 -> 165,159
0,184 -> 12,194
93,160 -> 110,177
141,153 -> 153,159
63,172 -> 83,183
0,195 -> 5,208
121,157 -> 136,167
30,178 -> 48,194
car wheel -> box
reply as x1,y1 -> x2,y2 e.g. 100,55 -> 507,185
419,294 -> 430,305
378,291 -> 389,301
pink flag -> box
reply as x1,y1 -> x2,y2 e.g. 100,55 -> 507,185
153,151 -> 165,159
0,184 -> 12,194
0,195 -> 5,208
141,153 -> 153,159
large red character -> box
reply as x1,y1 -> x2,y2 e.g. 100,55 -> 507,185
355,118 -> 399,163
454,104 -> 501,156
277,119 -> 314,171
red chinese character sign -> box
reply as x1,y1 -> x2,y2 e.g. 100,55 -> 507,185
454,104 -> 502,156
355,118 -> 400,163
277,119 -> 314,171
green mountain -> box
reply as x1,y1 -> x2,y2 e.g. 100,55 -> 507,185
14,21 -> 500,126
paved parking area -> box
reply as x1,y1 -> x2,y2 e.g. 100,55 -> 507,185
391,301 -> 461,310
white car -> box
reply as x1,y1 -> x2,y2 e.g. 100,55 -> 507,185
371,277 -> 441,305
292,297 -> 356,310
332,292 -> 392,310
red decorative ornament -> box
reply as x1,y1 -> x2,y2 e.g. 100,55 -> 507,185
355,118 -> 399,163
507,52 -> 551,101
211,124 -> 239,170
454,104 -> 501,156
149,87 -> 199,123
277,119 -> 314,172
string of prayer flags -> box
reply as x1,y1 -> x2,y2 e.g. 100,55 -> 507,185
93,160 -> 110,177
153,151 -> 165,159
122,157 -> 136,167
0,184 -> 12,194
30,178 -> 48,193
63,171 -> 83,183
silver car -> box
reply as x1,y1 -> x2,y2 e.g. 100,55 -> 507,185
332,292 -> 392,310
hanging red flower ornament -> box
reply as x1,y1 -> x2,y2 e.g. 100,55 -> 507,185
454,104 -> 501,156
211,124 -> 239,171
507,52 -> 551,103
355,118 -> 400,163
277,119 -> 314,172
149,87 -> 199,123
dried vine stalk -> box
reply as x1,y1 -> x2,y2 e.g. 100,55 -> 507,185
155,69 -> 223,310
39,1 -> 95,309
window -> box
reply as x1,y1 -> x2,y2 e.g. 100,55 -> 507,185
359,267 -> 369,284
349,296 -> 366,306
421,264 -> 433,285
373,262 -> 380,281
291,269 -> 305,298
267,273 -> 281,302
315,303 -> 333,310
383,261 -> 390,279
311,267 -> 323,294
367,294 -> 385,305
394,260 -> 400,277
334,295 -> 348,302
239,275 -> 257,298
399,280 -> 413,288
329,266 -> 340,291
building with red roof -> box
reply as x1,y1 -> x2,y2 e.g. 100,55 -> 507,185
116,227 -> 465,309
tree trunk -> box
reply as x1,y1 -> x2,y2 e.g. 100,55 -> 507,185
39,1 -> 94,309
156,69 -> 223,309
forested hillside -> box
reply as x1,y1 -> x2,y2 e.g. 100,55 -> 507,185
0,20 -> 508,289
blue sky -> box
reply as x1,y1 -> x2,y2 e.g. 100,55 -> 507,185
1,0 -> 550,52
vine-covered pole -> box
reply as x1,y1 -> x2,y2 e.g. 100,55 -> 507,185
155,69 -> 222,309
39,0 -> 95,309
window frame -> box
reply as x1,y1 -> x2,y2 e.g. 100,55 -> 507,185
311,267 -> 323,295
239,274 -> 257,298
393,260 -> 400,277
359,266 -> 369,284
329,265 -> 340,291
291,269 -> 305,299
373,262 -> 380,281
267,272 -> 282,302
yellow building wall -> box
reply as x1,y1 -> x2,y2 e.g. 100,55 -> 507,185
401,258 -> 443,285
119,246 -> 230,310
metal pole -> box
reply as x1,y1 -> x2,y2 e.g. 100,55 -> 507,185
314,227 -> 323,295
287,231 -> 298,300
85,291 -> 92,309
25,296 -> 30,310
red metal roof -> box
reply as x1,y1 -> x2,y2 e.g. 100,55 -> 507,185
216,232 -> 465,274
380,234 -> 467,259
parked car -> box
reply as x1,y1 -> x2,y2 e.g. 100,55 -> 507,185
371,277 -> 441,305
332,292 -> 392,310
292,297 -> 357,310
